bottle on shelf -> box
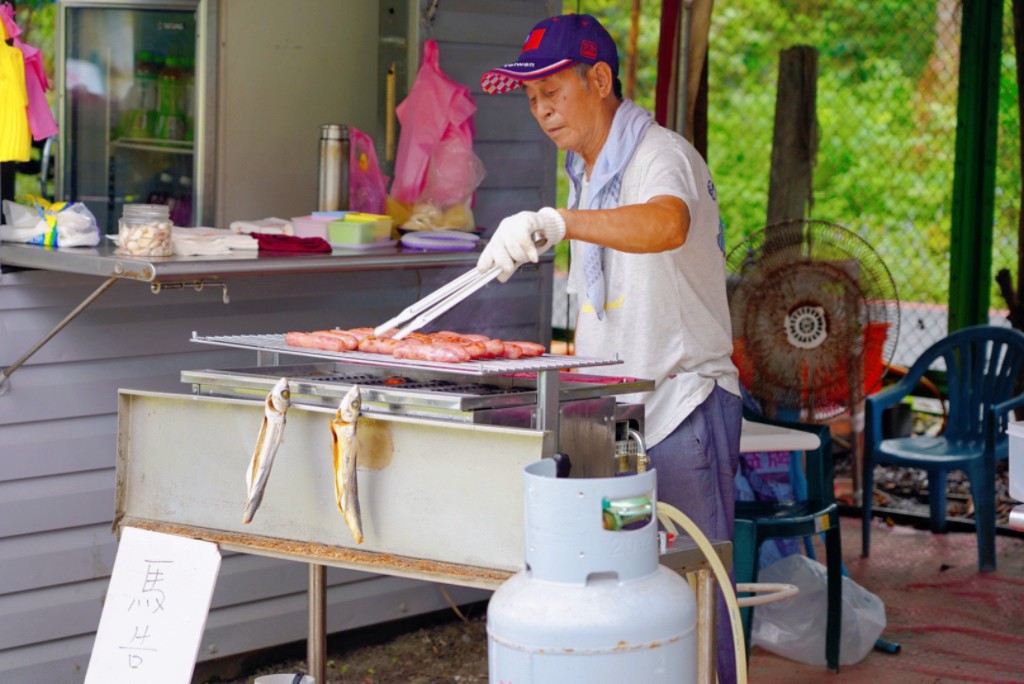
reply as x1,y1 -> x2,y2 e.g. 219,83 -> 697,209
154,56 -> 184,141
121,51 -> 159,139
181,56 -> 195,143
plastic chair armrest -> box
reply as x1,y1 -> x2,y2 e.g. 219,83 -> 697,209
866,378 -> 915,412
865,377 -> 920,446
993,392 -> 1024,419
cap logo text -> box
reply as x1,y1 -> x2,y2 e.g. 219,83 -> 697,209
580,40 -> 598,59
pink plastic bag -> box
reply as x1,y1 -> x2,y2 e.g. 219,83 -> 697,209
391,39 -> 478,205
348,126 -> 389,215
1,3 -> 57,141
420,137 -> 485,208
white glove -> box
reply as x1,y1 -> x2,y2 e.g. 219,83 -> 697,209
477,207 -> 567,283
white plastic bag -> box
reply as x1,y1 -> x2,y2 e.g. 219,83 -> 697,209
54,203 -> 101,247
1,199 -> 100,247
752,553 -> 886,666
1,199 -> 48,242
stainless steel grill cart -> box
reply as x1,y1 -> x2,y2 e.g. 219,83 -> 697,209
115,334 -> 729,682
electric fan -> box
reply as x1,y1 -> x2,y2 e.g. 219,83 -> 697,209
727,218 -> 900,421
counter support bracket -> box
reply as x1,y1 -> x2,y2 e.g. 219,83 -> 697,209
0,275 -> 119,395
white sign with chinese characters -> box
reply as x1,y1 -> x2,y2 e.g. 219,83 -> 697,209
85,527 -> 221,684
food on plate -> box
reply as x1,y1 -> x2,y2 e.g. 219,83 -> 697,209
243,377 -> 291,524
330,385 -> 364,544
283,327 -> 547,363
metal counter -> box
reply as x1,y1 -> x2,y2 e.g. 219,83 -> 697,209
0,240 -> 553,394
0,240 -> 492,283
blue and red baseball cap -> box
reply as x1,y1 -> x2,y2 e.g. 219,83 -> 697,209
481,14 -> 619,95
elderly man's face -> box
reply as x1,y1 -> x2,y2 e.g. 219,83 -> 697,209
523,67 -> 605,155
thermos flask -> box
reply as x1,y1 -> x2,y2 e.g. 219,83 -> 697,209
318,124 -> 350,211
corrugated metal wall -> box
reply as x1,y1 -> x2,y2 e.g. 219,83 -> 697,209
431,0 -> 562,232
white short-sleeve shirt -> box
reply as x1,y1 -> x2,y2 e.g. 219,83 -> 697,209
568,123 -> 739,447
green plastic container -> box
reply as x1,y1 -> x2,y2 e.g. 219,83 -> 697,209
328,213 -> 392,244
328,220 -> 379,244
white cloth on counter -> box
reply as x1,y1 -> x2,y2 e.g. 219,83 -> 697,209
171,226 -> 258,255
229,217 -> 294,236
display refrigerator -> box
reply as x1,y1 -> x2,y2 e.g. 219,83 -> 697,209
56,0 -> 217,233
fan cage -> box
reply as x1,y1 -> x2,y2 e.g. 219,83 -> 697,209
727,219 -> 900,418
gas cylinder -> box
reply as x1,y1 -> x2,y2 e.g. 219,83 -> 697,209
487,459 -> 697,684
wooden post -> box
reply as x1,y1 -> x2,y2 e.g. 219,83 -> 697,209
686,0 -> 714,146
949,0 -> 1002,332
625,0 -> 641,101
767,46 -> 819,225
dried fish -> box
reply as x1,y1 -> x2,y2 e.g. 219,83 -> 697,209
243,377 -> 290,524
330,384 -> 363,543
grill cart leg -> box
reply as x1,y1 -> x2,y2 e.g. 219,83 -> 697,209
309,563 -> 327,683
696,568 -> 718,684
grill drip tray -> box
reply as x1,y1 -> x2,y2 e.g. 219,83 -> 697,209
182,362 -> 654,415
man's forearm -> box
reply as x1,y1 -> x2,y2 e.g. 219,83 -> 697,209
558,195 -> 689,253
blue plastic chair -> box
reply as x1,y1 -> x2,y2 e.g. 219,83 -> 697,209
735,410 -> 842,671
862,324 -> 1024,572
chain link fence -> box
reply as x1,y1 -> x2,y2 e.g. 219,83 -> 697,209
709,0 -> 1020,367
556,1 -> 1022,365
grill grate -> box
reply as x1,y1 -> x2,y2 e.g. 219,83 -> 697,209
292,372 -> 529,397
191,332 -> 621,376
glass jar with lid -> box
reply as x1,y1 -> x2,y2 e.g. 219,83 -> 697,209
117,203 -> 173,256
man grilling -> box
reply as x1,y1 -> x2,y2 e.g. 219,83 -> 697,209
477,13 -> 742,682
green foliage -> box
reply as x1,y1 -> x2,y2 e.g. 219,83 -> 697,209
15,1 -> 56,77
574,0 -> 663,111
567,1 -> 1015,309
705,0 -> 1019,307
994,6 -> 1023,307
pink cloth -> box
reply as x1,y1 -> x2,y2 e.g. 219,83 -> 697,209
1,3 -> 57,141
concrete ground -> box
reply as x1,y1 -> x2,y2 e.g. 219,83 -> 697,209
747,515 -> 1024,683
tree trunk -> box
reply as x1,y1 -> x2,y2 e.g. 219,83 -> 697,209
693,49 -> 709,159
766,46 -> 819,226
685,0 -> 714,143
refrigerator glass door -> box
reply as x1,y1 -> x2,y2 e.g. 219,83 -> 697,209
59,1 -> 198,233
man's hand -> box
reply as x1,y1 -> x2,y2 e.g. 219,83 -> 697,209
476,207 -> 567,282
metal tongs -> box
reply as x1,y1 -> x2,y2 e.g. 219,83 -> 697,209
375,231 -> 547,340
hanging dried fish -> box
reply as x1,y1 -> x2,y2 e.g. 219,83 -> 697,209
242,377 -> 291,524
330,384 -> 364,543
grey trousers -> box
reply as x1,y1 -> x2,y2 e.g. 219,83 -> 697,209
648,383 -> 743,684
